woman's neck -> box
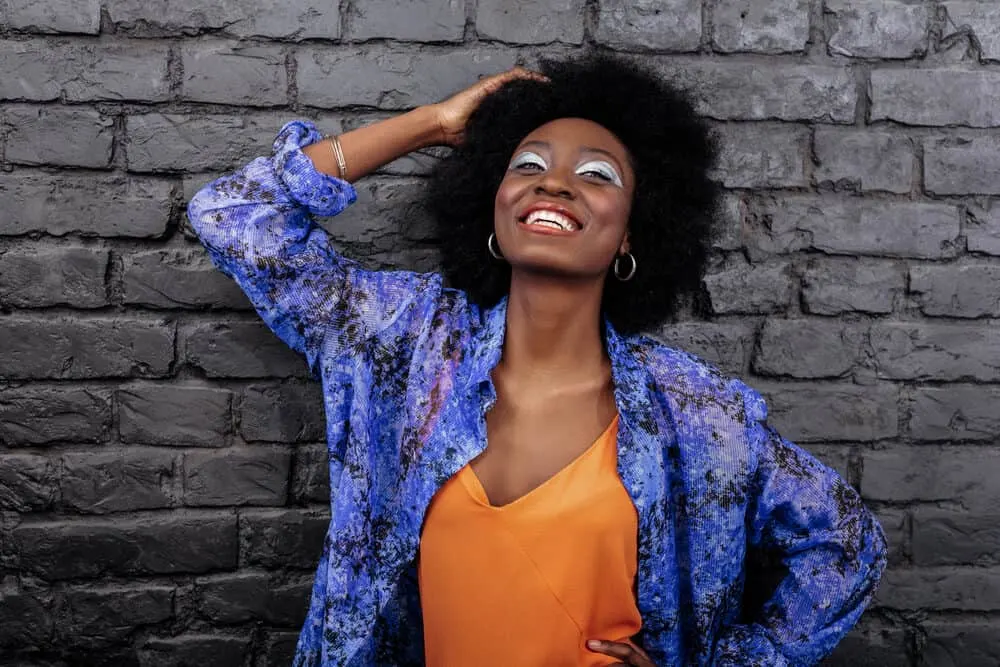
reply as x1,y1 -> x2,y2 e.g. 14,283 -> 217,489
500,271 -> 608,380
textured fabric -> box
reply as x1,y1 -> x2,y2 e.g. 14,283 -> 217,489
419,414 -> 641,666
186,120 -> 888,667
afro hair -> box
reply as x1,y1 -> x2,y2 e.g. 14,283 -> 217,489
425,51 -> 721,335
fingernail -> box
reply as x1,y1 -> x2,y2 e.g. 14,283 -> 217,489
587,640 -> 601,649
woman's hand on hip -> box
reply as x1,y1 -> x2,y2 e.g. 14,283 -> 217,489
587,638 -> 657,666
430,66 -> 549,147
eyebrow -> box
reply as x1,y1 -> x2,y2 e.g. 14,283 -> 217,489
517,140 -> 627,174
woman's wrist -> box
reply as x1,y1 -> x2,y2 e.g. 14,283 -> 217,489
303,104 -> 446,182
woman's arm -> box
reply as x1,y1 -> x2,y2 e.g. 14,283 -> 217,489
186,112 -> 445,372
300,105 -> 442,183
713,383 -> 889,666
187,67 -> 547,372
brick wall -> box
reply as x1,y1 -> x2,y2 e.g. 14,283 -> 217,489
1,1 -> 998,665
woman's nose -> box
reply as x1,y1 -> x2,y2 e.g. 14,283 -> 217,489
534,166 -> 575,198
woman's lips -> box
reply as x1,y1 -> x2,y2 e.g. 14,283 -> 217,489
515,218 -> 578,236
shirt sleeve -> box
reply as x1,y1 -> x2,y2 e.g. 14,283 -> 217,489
186,120 -> 442,372
712,382 -> 889,667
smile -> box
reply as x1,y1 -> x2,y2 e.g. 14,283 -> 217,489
517,209 -> 582,233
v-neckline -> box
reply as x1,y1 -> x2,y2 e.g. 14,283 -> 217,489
464,414 -> 619,510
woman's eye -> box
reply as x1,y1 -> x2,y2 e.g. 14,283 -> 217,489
581,169 -> 612,181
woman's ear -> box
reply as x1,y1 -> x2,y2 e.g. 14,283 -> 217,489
619,232 -> 631,256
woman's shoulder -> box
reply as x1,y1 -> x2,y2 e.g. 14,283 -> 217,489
624,331 -> 759,414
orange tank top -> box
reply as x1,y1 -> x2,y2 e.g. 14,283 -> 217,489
418,414 -> 642,666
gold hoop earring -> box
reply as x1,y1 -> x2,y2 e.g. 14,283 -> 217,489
488,233 -> 504,260
614,252 -> 637,281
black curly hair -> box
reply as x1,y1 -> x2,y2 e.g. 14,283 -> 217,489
426,51 -> 721,335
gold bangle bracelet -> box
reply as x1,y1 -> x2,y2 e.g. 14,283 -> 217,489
326,134 -> 347,181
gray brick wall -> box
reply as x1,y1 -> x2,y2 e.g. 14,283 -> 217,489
0,1 -> 997,665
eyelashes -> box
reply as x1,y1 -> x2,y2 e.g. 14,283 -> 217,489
508,151 -> 623,187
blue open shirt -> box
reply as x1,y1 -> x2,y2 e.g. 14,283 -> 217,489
187,120 -> 887,666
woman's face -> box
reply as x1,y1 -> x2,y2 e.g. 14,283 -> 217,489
493,117 -> 636,280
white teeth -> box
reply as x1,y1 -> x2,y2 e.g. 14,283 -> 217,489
523,209 -> 577,231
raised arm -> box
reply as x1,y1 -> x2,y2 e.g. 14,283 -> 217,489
713,383 -> 889,666
187,111 -> 440,372
187,68 -> 548,372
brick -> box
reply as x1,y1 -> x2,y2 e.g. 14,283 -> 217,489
5,106 -> 114,168
0,386 -> 111,445
196,572 -> 311,626
475,0 -> 584,44
106,0 -> 341,40
654,322 -> 754,376
59,585 -> 174,641
871,322 -> 1000,381
747,196 -> 960,258
711,125 -> 809,188
824,620 -> 909,667
350,0 -> 465,41
712,0 -> 810,53
666,62 -> 857,123
240,382 -> 325,442
703,259 -> 795,315
61,448 -> 176,513
924,135 -> 1000,196
877,566 -> 1000,611
119,384 -> 232,447
0,172 -> 172,238
183,321 -> 308,378
0,454 -> 55,511
874,508 -> 908,567
260,631 -> 300,667
0,317 -> 174,380
913,507 -> 1000,566
922,619 -> 1000,665
183,447 -> 290,507
13,513 -> 238,579
802,258 -> 904,315
910,385 -> 1000,442
1,0 -> 100,34
138,634 -> 250,667
753,319 -> 866,379
862,447 -> 1000,511
126,112 -> 284,173
826,0 -> 929,58
122,247 -> 252,310
0,38 -> 170,102
756,382 -> 898,442
967,202 -> 1000,255
813,128 -> 914,193
871,69 -> 1000,128
331,177 -> 436,247
181,41 -> 287,106
712,193 -> 745,251
0,586 -> 51,648
0,245 -> 108,308
943,2 -> 1000,62
291,444 -> 331,504
594,0 -> 701,51
911,263 -> 1000,317
297,47 -> 517,110
241,508 -> 329,569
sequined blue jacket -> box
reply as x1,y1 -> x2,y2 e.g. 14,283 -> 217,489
187,121 -> 887,667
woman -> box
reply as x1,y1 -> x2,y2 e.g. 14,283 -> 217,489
188,53 -> 887,666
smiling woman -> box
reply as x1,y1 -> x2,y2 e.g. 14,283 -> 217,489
186,52 -> 887,666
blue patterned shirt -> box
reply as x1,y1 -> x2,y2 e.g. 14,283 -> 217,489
187,121 -> 887,666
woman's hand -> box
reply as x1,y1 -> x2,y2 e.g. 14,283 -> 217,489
587,638 -> 657,666
430,66 -> 549,147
